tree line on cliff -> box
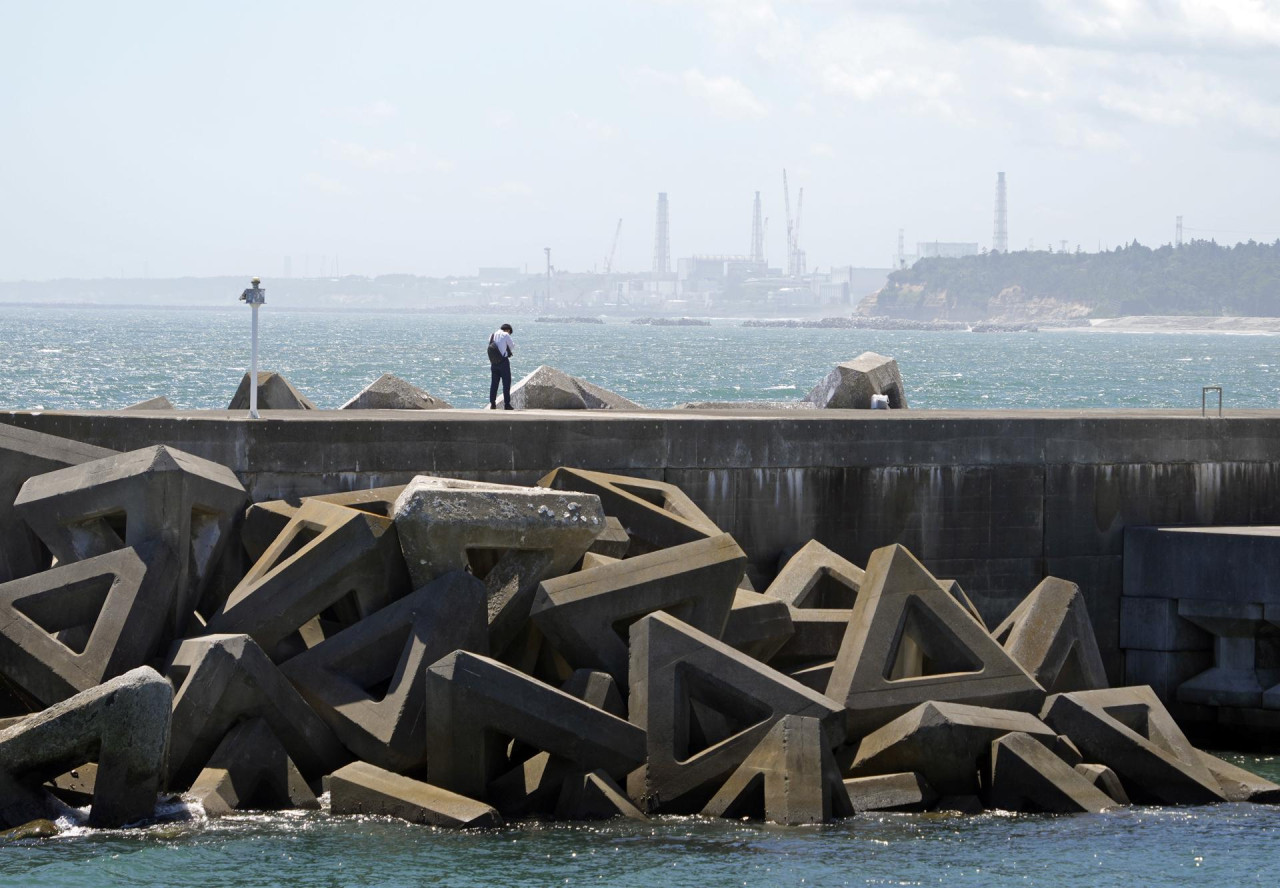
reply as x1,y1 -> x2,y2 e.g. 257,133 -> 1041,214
867,239 -> 1280,319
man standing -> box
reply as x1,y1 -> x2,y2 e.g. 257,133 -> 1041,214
488,323 -> 515,410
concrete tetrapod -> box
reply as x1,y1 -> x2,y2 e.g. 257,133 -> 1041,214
993,577 -> 1109,694
330,761 -> 503,828
0,545 -> 178,707
13,445 -> 248,639
537,467 -> 722,556
702,714 -> 854,825
987,731 -> 1118,813
164,634 -> 349,791
239,485 -> 409,563
0,424 -> 115,585
842,772 -> 938,813
628,611 -> 846,814
826,544 -> 1044,736
765,540 -> 861,670
392,476 -> 605,589
340,373 -> 452,410
530,533 -> 746,688
209,499 -> 411,658
1196,750 -> 1280,802
0,666 -> 171,829
510,365 -> 642,411
803,352 -> 908,409
721,589 -> 794,663
280,571 -> 489,773
186,717 -> 318,815
228,371 -> 317,410
425,650 -> 646,800
848,701 -> 1057,797
555,770 -> 649,821
1039,686 -> 1227,805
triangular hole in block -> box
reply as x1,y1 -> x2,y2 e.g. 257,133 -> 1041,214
12,573 -> 115,655
676,662 -> 773,761
885,596 -> 983,681
805,569 -> 858,609
1103,702 -> 1151,739
614,481 -> 668,509
716,771 -> 766,820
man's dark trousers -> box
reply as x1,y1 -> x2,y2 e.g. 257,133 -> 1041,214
490,358 -> 512,408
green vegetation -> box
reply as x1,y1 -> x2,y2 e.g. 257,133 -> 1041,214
872,239 -> 1280,319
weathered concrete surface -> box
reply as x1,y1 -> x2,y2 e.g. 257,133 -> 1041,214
10,407 -> 1280,697
0,424 -> 115,585
849,701 -> 1057,796
555,770 -> 648,821
843,772 -> 938,812
330,761 -> 502,828
628,611 -> 845,813
14,445 -> 247,639
803,353 -> 907,409
1196,750 -> 1280,802
530,533 -> 746,686
826,545 -> 1044,735
510,366 -> 641,411
186,717 -> 318,815
392,476 -> 604,588
124,396 -> 175,411
987,730 -> 1117,813
280,571 -> 488,773
994,577 -> 1109,694
228,372 -> 316,410
341,373 -> 452,410
0,666 -> 171,829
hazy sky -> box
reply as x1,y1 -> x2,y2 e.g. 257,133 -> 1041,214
3,0 -> 1279,280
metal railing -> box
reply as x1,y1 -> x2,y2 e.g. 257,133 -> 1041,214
1202,385 -> 1223,418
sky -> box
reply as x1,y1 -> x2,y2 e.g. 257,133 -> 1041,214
3,0 -> 1280,280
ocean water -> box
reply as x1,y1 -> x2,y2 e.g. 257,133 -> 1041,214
4,305 -> 1280,884
1,306 -> 1278,410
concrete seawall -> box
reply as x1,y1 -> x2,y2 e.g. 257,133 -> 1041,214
6,406 -> 1280,686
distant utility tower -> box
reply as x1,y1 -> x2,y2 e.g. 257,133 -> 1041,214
897,228 -> 905,269
652,193 -> 670,275
1176,215 -> 1184,247
750,192 -> 764,263
993,172 -> 1008,253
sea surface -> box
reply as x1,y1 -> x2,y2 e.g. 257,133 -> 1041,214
1,306 -> 1278,410
4,305 -> 1280,885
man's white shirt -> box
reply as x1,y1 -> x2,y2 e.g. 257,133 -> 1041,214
491,330 -> 514,358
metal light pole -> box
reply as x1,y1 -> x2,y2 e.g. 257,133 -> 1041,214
239,277 -> 266,419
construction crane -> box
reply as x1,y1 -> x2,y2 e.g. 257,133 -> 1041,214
793,187 -> 805,276
604,218 -> 622,274
782,169 -> 794,277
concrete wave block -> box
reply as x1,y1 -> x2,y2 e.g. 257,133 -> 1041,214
0,545 -> 177,707
628,611 -> 845,814
425,650 -> 645,800
721,589 -> 794,663
484,549 -> 557,656
393,476 -> 605,588
826,544 -> 1044,736
538,467 -> 721,556
341,373 -> 452,410
510,365 -> 641,411
330,761 -> 503,828
186,717 -> 318,816
938,579 -> 987,630
1074,763 -> 1131,804
843,772 -> 938,813
209,499 -> 411,657
13,445 -> 248,639
164,633 -> 348,791
849,701 -> 1056,797
240,500 -> 300,563
588,516 -> 630,558
0,424 -> 115,585
702,714 -> 853,825
993,577 -> 1109,693
767,540 -> 864,609
1195,750 -> 1280,803
987,731 -> 1117,813
0,666 -> 171,829
555,770 -> 648,821
771,609 -> 850,670
531,533 -> 746,687
1177,600 -> 1271,708
228,371 -> 317,410
803,352 -> 908,409
1039,685 -> 1225,805
123,396 -> 175,411
280,572 -> 488,773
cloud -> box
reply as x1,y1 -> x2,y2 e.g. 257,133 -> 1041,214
565,111 -> 619,140
326,141 -> 454,174
810,141 -> 836,157
681,68 -> 769,118
478,180 -> 534,201
304,172 -> 355,196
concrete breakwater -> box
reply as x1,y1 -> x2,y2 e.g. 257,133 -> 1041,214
3,414 -> 1279,833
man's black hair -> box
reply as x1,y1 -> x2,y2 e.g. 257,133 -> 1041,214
501,323 -> 513,333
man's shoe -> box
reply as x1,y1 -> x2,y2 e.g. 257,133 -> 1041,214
489,402 -> 496,410
503,404 -> 514,410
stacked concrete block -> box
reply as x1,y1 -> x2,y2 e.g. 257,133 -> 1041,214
228,371 -> 317,410
843,772 -> 937,813
0,667 -> 171,829
209,499 -> 411,658
802,352 -> 908,409
987,731 -> 1117,813
510,365 -> 640,411
341,373 -> 452,410
994,577 -> 1109,694
14,445 -> 248,640
1176,601 -> 1274,708
330,761 -> 502,827
186,717 -> 318,815
765,540 -> 862,671
0,425 -> 115,585
826,544 -> 1045,735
